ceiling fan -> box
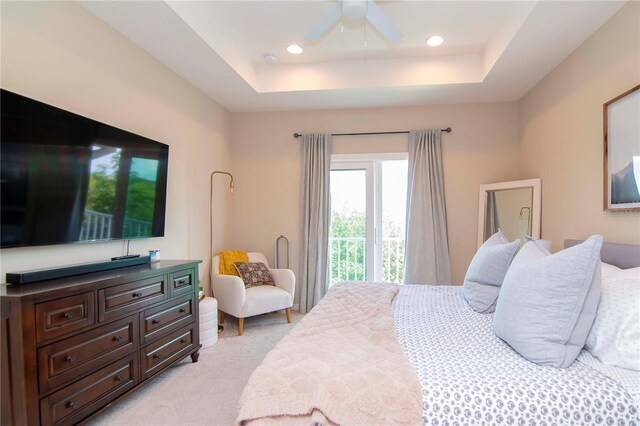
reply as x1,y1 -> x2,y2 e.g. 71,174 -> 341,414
305,0 -> 403,43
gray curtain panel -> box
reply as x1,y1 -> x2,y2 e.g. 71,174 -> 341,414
484,191 -> 500,240
404,129 -> 452,285
300,133 -> 332,313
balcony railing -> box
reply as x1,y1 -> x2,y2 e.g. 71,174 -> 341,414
81,210 -> 113,241
329,237 -> 367,283
80,210 -> 152,241
329,237 -> 405,285
382,237 -> 405,284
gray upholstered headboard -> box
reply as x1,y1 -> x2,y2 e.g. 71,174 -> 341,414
564,239 -> 640,269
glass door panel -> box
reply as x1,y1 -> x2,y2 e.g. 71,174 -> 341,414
381,160 -> 408,283
329,167 -> 370,285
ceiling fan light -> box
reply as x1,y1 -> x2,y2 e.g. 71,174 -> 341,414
286,44 -> 304,55
342,0 -> 367,20
427,36 -> 444,47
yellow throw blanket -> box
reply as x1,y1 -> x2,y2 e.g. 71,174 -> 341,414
219,250 -> 248,276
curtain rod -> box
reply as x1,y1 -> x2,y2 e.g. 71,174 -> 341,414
293,128 -> 451,138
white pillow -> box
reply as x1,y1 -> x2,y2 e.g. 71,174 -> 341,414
463,230 -> 520,313
616,267 -> 640,280
586,267 -> 640,371
601,261 -> 622,279
494,235 -> 602,368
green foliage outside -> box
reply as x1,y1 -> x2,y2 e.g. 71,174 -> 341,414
329,208 -> 405,284
330,209 -> 367,283
86,162 -> 117,215
124,175 -> 156,223
85,152 -> 156,238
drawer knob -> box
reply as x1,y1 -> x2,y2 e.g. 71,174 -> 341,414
113,335 -> 123,342
132,292 -> 143,298
66,401 -> 77,410
65,355 -> 76,363
153,353 -> 161,359
179,308 -> 186,313
180,338 -> 187,344
152,319 -> 161,325
63,312 -> 75,319
114,375 -> 123,382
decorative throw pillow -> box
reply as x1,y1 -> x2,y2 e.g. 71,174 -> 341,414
462,230 -> 520,313
585,267 -> 640,371
601,261 -> 622,279
234,262 -> 275,288
494,235 -> 603,368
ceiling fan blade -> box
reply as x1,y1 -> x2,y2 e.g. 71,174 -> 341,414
366,0 -> 403,43
305,4 -> 341,41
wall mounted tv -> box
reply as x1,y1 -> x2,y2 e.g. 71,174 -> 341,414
1,89 -> 169,248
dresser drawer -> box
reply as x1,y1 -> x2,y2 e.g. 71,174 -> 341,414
35,293 -> 95,344
39,354 -> 137,426
140,295 -> 195,345
37,315 -> 138,394
169,268 -> 195,297
141,324 -> 195,380
98,275 -> 167,322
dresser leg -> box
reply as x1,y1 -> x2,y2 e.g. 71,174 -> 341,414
191,351 -> 200,363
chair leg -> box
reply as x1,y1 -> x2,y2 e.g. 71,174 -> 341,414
238,318 -> 244,336
285,308 -> 291,323
219,311 -> 225,324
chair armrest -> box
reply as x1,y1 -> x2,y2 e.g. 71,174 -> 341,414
269,268 -> 295,300
211,274 -> 246,317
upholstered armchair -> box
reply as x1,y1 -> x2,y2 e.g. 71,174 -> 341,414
211,252 -> 295,335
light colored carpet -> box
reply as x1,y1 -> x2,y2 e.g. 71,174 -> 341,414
89,311 -> 303,426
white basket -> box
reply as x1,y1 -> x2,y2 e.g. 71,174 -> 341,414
199,297 -> 218,348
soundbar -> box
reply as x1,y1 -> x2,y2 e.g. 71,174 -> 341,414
6,256 -> 151,285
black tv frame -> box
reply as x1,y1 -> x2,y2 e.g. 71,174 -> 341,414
0,89 -> 169,249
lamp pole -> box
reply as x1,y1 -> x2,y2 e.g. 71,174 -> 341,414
209,171 -> 235,292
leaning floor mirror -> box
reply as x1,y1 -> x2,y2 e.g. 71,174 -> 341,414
477,178 -> 541,248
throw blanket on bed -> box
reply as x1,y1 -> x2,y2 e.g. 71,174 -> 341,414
236,281 -> 423,426
219,250 -> 248,276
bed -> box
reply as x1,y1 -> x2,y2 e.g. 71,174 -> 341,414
236,240 -> 640,425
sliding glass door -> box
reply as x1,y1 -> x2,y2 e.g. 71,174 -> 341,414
329,154 -> 407,285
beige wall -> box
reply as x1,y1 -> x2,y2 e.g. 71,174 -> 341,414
230,103 -> 521,302
0,1 -> 233,289
519,1 -> 640,252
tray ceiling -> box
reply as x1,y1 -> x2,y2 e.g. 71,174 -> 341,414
80,1 -> 626,112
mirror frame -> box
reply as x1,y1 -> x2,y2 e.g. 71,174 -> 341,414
477,178 -> 542,248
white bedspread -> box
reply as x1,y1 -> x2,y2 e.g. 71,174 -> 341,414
236,282 -> 422,426
394,285 -> 640,425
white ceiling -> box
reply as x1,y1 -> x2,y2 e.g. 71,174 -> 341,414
80,1 -> 626,112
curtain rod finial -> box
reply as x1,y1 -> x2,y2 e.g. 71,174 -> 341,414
294,133 -> 302,138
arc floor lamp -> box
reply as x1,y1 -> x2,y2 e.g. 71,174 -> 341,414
209,171 -> 235,283
210,171 -> 235,332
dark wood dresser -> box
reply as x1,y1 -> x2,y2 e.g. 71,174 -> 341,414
0,260 -> 202,426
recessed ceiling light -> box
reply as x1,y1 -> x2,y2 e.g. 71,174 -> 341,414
263,53 -> 278,63
427,36 -> 444,47
287,44 -> 303,55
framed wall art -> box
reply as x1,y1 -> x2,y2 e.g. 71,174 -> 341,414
603,84 -> 640,211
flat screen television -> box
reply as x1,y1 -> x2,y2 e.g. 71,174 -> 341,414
1,89 -> 169,248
